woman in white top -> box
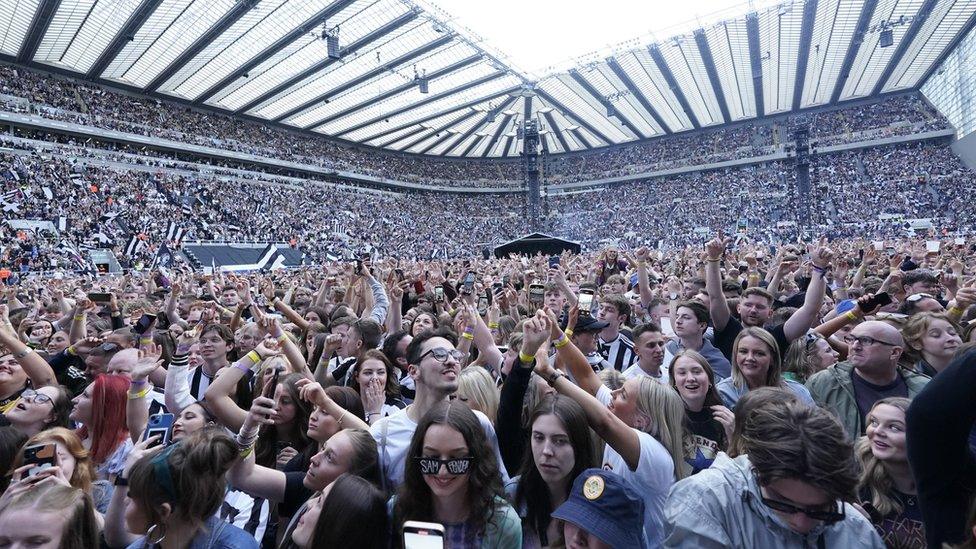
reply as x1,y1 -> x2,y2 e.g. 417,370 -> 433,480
524,310 -> 688,548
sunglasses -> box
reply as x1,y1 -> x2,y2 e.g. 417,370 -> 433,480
419,348 -> 465,363
415,456 -> 474,476
760,495 -> 846,523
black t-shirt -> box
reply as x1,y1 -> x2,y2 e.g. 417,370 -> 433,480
851,369 -> 908,426
280,471 -> 312,518
684,407 -> 726,474
714,317 -> 790,362
858,486 -> 926,548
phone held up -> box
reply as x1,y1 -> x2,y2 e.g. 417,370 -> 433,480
578,288 -> 595,316
23,443 -> 57,477
403,521 -> 445,549
142,413 -> 176,448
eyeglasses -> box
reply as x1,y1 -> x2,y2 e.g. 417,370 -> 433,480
419,348 -> 465,363
760,494 -> 846,523
414,456 -> 475,476
844,335 -> 899,347
905,293 -> 934,303
21,389 -> 53,406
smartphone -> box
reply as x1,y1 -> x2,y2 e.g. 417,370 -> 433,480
859,292 -> 893,313
926,240 -> 940,253
548,256 -> 560,268
87,292 -> 112,303
578,288 -> 595,315
872,241 -> 884,251
265,368 -> 281,397
491,282 -> 503,292
403,521 -> 445,549
955,237 -> 965,246
133,313 -> 157,335
434,286 -> 444,300
23,443 -> 57,477
477,296 -> 488,315
355,259 -> 363,275
528,283 -> 545,303
462,272 -> 475,295
142,413 -> 175,448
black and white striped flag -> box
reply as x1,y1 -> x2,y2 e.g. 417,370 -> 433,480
165,222 -> 185,243
125,235 -> 146,256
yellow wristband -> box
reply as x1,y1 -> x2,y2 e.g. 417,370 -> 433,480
127,386 -> 152,400
276,334 -> 290,344
554,335 -> 570,348
461,332 -> 474,340
845,311 -> 860,322
488,322 -> 499,329
518,351 -> 536,363
564,329 -> 574,338
246,350 -> 261,364
949,306 -> 964,316
239,446 -> 254,459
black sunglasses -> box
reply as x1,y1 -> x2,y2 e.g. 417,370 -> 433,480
760,495 -> 846,523
414,456 -> 474,476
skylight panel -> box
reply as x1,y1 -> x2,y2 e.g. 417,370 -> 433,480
539,75 -> 630,144
659,34 -> 723,125
705,18 -> 757,120
251,18 -> 441,119
334,73 -> 518,142
102,0 -> 237,87
205,0 -> 403,110
284,40 -> 478,128
840,0 -> 925,99
884,0 -> 975,92
33,0 -> 140,72
159,0 -> 325,99
800,0 -> 863,107
582,64 -> 661,137
0,0 -> 40,56
617,49 -> 694,131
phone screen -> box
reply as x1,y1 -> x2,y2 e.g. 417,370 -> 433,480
578,291 -> 594,314
403,526 -> 445,549
88,292 -> 112,303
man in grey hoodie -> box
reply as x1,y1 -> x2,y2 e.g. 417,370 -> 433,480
664,396 -> 884,548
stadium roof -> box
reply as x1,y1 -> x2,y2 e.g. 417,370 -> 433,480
1,0 -> 974,158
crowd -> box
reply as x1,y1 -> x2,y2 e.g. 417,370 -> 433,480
4,128 -> 974,273
1,40 -> 976,549
0,62 -> 951,188
0,229 -> 975,548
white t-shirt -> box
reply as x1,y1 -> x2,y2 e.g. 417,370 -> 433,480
621,363 -> 668,383
596,385 -> 676,548
370,406 -> 509,492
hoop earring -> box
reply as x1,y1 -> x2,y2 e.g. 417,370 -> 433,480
146,523 -> 166,545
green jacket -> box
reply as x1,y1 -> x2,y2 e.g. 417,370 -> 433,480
805,361 -> 930,441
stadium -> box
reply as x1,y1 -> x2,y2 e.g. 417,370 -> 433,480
0,0 -> 975,547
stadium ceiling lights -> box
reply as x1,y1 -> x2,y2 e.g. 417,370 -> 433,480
2,0 -> 973,157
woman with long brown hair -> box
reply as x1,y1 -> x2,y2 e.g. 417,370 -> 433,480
856,397 -> 924,548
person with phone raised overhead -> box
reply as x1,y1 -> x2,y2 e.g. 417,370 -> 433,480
806,320 -> 929,441
392,401 -> 521,549
370,327 -> 508,492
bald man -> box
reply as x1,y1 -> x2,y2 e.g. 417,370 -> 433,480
806,321 -> 930,441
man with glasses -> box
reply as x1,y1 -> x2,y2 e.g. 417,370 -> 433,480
370,327 -> 507,491
806,320 -> 929,440
665,398 -> 883,547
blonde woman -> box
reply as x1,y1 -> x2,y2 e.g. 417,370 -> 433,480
716,327 -> 814,409
856,397 -> 924,548
525,311 -> 688,548
901,312 -> 962,377
454,365 -> 500,424
782,332 -> 839,383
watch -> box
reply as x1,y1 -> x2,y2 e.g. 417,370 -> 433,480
668,292 -> 680,301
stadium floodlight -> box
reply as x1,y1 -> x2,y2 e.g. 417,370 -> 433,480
879,28 -> 893,48
323,25 -> 340,59
414,66 -> 429,94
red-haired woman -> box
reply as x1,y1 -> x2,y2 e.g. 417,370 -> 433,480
69,374 -> 132,481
